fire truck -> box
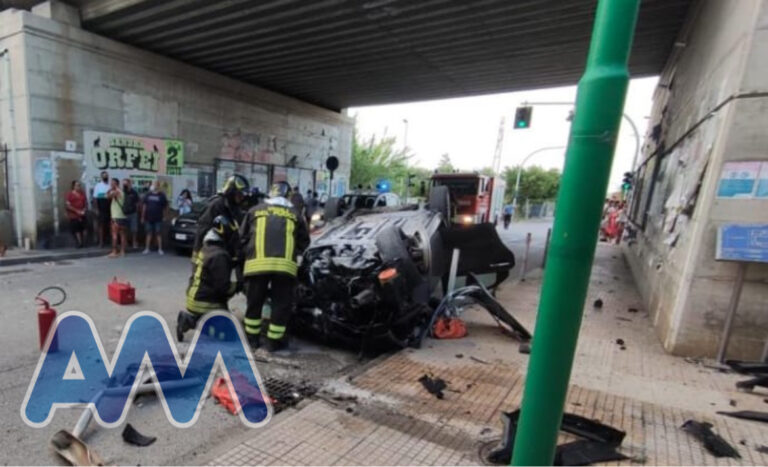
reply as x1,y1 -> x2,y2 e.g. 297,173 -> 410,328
430,173 -> 506,225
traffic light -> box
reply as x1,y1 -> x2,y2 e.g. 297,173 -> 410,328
514,106 -> 533,129
621,172 -> 633,192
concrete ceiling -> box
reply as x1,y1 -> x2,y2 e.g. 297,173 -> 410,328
63,0 -> 691,110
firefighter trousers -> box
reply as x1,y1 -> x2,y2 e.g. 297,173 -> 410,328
243,274 -> 296,341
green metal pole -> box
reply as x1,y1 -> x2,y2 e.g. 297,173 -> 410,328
511,0 -> 640,465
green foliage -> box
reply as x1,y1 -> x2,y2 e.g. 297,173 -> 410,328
502,165 -> 561,203
350,131 -> 429,197
436,153 -> 454,173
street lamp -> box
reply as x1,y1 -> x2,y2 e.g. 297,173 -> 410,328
512,145 -> 566,210
524,101 -> 641,171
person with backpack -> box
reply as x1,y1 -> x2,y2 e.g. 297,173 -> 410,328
122,178 -> 141,249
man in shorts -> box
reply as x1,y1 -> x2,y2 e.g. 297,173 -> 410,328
66,180 -> 87,247
142,181 -> 168,255
107,178 -> 127,258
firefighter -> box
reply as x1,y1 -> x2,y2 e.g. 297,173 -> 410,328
193,174 -> 250,259
177,215 -> 239,342
239,181 -> 310,352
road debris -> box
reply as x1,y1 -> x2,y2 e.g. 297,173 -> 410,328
615,338 -> 625,345
470,356 -> 490,365
121,423 -> 156,447
717,410 -> 768,424
627,307 -> 639,313
681,420 -> 740,458
593,299 -> 603,309
51,430 -> 104,466
418,374 -> 447,399
485,409 -> 626,465
518,343 -> 531,354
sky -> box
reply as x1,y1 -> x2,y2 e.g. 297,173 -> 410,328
350,76 -> 658,193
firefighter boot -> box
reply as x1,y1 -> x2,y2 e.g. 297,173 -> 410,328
176,310 -> 200,342
247,334 -> 260,350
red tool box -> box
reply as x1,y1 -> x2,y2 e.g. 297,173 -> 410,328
108,277 -> 135,305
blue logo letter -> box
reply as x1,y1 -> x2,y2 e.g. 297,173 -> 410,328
21,311 -> 271,428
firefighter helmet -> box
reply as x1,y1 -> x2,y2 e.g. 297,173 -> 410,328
220,174 -> 250,201
269,181 -> 292,199
204,215 -> 236,245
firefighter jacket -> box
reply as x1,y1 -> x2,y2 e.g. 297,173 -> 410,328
239,197 -> 310,277
193,194 -> 241,259
186,242 -> 237,314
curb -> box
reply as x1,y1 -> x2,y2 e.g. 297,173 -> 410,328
0,248 -> 110,267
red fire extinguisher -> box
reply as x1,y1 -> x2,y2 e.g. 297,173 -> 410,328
36,286 -> 66,352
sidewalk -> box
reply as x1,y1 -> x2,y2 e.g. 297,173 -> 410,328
0,246 -> 112,267
207,244 -> 768,466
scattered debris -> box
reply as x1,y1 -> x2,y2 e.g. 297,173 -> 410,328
616,317 -> 632,322
51,430 -> 104,466
620,346 -> 626,351
729,399 -> 737,407
739,439 -> 747,446
593,299 -> 603,309
345,407 -> 354,414
681,420 -> 740,458
736,375 -> 768,392
757,445 -> 768,454
470,356 -> 490,365
554,440 -> 628,466
433,317 -> 467,339
486,409 -> 626,466
455,353 -> 464,359
717,410 -> 768,424
615,338 -> 625,346
726,360 -> 768,375
122,424 -> 156,447
627,307 -> 639,313
418,374 -> 447,399
518,343 -> 531,355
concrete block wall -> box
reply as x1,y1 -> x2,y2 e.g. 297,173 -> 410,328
0,3 -> 353,245
625,0 -> 768,359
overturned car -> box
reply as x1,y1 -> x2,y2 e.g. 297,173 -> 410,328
293,187 -> 529,353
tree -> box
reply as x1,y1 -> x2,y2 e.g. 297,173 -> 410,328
502,165 -> 561,203
436,153 -> 454,173
350,131 -> 415,196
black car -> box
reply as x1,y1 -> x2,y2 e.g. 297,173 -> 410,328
168,202 -> 206,253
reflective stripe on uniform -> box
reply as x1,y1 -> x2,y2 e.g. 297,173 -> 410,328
245,325 -> 260,335
244,317 -> 262,326
186,297 -> 225,314
243,257 -> 297,276
267,323 -> 286,340
186,252 -> 205,312
255,217 -> 266,258
284,218 -> 295,261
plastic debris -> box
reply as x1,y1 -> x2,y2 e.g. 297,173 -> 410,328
121,423 -> 156,447
681,420 -> 740,458
418,374 -> 447,399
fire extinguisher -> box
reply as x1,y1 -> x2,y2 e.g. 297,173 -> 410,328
36,286 -> 66,352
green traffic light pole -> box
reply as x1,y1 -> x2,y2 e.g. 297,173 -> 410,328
511,0 -> 640,465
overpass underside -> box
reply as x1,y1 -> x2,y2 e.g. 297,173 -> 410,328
66,0 -> 692,110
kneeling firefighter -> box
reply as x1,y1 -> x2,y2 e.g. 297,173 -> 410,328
193,174 -> 250,260
177,215 -> 239,341
240,181 -> 310,352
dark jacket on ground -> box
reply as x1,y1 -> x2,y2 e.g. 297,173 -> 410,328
186,242 -> 236,314
239,197 -> 310,277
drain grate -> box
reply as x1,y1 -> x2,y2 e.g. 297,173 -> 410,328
263,377 -> 316,413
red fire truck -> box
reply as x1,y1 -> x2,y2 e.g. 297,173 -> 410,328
430,173 -> 506,225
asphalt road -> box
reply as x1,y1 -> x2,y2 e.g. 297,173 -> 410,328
496,218 -> 554,279
0,218 -> 552,465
